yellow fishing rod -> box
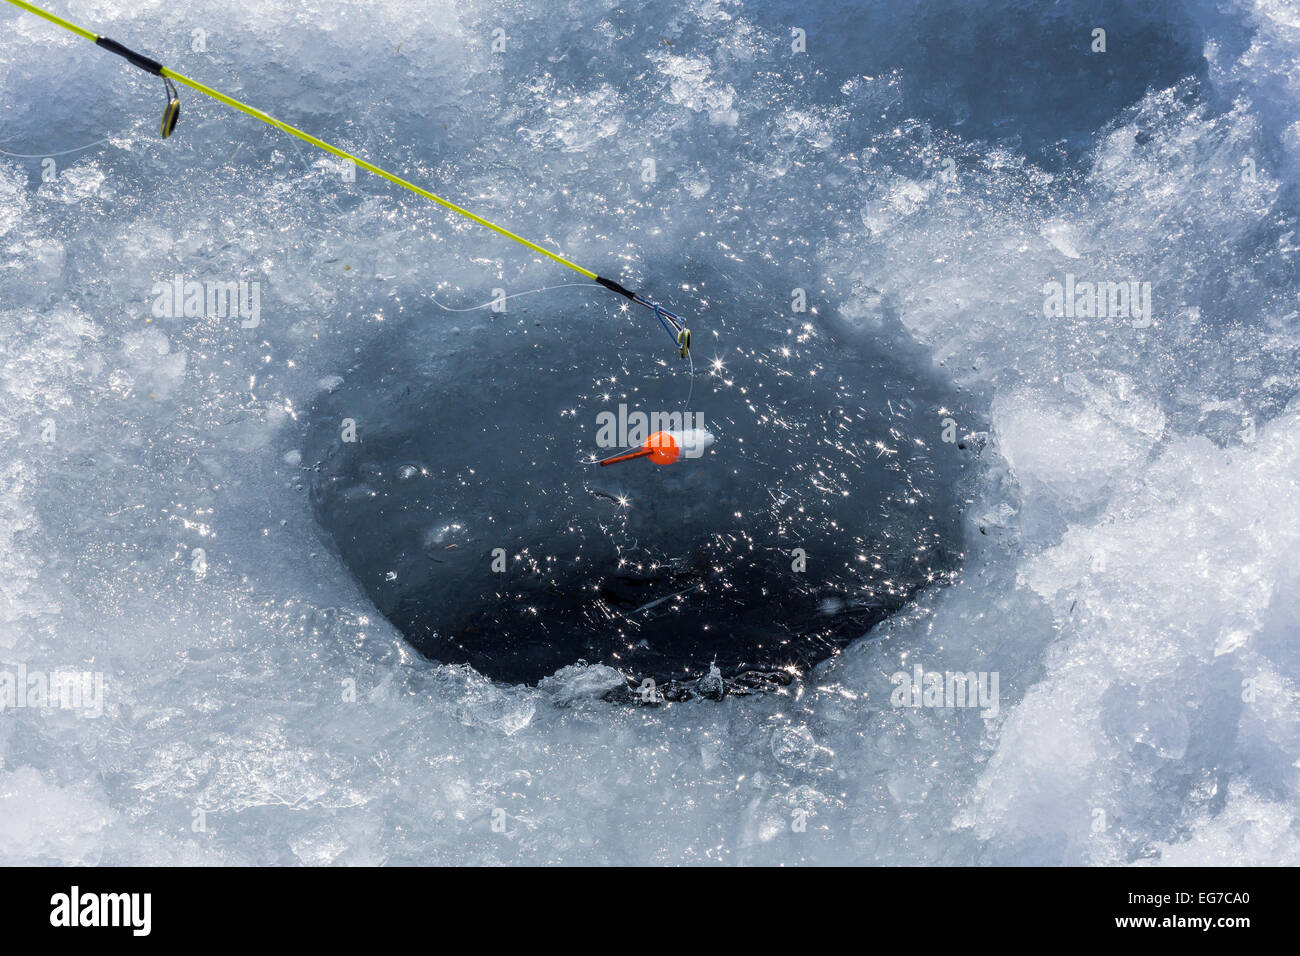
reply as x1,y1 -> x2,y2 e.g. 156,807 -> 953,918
4,0 -> 691,358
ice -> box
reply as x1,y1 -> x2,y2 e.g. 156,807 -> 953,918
1144,785 -> 1300,866
0,167 -> 27,237
1,0 -> 1298,865
0,768 -> 111,866
36,162 -> 105,204
655,53 -> 739,126
992,371 -> 1165,531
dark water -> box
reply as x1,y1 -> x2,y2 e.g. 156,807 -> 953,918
303,291 -> 973,689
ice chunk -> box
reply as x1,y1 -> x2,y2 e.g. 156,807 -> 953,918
0,768 -> 109,865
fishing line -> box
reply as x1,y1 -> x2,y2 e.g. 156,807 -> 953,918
273,115 -> 697,412
429,283 -> 601,312
2,0 -> 693,362
0,138 -> 111,157
425,280 -> 696,435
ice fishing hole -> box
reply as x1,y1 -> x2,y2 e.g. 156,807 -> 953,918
302,299 -> 972,697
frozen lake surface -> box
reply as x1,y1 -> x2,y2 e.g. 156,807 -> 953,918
1,0 -> 1299,864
